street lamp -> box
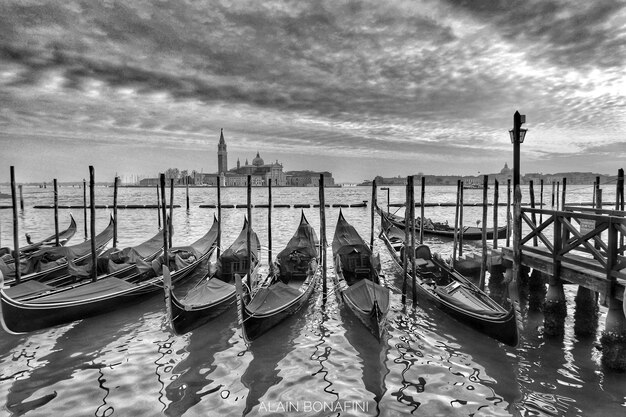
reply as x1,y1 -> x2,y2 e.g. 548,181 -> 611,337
509,111 -> 527,190
381,187 -> 390,213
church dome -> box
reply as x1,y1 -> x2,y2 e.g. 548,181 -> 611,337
252,151 -> 264,166
500,163 -> 512,175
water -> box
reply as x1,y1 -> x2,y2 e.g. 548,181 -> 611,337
0,184 -> 624,416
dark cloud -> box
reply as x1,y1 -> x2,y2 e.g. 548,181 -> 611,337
446,0 -> 626,69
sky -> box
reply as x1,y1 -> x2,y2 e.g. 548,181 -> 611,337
1,0 -> 625,183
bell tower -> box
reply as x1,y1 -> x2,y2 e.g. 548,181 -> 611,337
217,129 -> 228,173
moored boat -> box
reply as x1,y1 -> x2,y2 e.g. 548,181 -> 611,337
375,205 -> 507,240
165,217 -> 261,334
0,216 -> 115,286
378,211 -> 518,346
332,210 -> 390,340
235,211 -> 320,341
0,219 -> 218,334
0,214 -> 78,261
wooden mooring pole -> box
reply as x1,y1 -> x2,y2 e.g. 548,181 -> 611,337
459,181 -> 463,254
217,176 -> 221,258
370,179 -> 376,250
319,174 -> 327,297
492,179 -> 499,249
452,179 -> 461,267
420,177 -> 425,244
160,174 -> 169,270
10,166 -> 21,284
409,176 -> 417,307
186,176 -> 190,211
113,176 -> 119,248
19,185 -> 24,211
246,175 -> 252,290
89,166 -> 97,282
169,179 -> 174,249
53,179 -> 59,246
401,178 -> 409,305
479,175 -> 488,291
506,179 -> 511,247
83,179 -> 88,240
268,180 -> 272,267
156,184 -> 161,230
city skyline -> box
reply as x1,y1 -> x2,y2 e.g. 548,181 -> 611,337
1,1 -> 625,184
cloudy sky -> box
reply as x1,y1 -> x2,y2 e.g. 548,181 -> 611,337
1,0 -> 625,183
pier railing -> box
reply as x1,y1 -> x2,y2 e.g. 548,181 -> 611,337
519,205 -> 626,296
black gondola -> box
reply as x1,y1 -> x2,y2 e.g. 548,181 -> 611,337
332,209 -> 390,340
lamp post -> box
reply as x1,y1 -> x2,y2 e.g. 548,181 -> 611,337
381,187 -> 390,213
509,111 -> 527,302
509,111 -> 527,190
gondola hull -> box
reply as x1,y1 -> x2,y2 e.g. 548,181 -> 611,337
0,250 -> 209,334
375,206 -> 507,240
241,271 -> 319,341
170,290 -> 236,335
378,217 -> 518,346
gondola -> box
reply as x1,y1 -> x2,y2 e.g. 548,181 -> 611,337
378,210 -> 518,346
0,219 -> 218,334
0,216 -> 115,286
332,210 -> 389,340
375,205 -> 507,240
0,214 -> 78,261
235,211 -> 320,341
165,217 -> 260,334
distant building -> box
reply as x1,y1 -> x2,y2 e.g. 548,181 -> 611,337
285,171 -> 335,186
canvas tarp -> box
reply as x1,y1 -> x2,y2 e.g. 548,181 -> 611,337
343,278 -> 389,314
276,212 -> 318,277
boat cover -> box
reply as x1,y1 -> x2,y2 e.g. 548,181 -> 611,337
67,230 -> 163,278
276,212 -> 318,277
332,211 -> 371,258
220,218 -> 260,267
0,217 -> 115,279
28,277 -> 136,304
246,282 -> 301,315
344,279 -> 389,314
434,286 -> 503,317
3,280 -> 54,299
179,278 -> 235,307
153,219 -> 219,275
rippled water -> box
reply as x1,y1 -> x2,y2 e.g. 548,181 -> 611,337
1,184 -> 624,416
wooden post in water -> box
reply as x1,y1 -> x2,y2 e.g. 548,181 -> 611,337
319,174 -> 327,296
19,185 -> 24,211
246,175 -> 252,290
370,179 -> 376,249
83,179 -> 88,240
169,179 -> 174,249
401,177 -> 410,305
459,180 -> 463,258
539,178 -> 543,224
10,166 -> 21,284
616,169 -> 624,250
529,180 -> 537,246
89,166 -> 97,282
186,175 -> 190,211
159,174 -> 169,270
452,179 -> 461,266
419,177 -> 425,244
113,176 -> 119,248
156,184 -> 161,230
506,179 -> 511,247
561,178 -> 567,210
268,180 -> 272,267
479,175 -> 488,290
53,179 -> 59,246
493,179 -> 499,249
217,176 -> 221,258
556,182 -> 560,211
409,176 -> 417,307
544,189 -> 566,336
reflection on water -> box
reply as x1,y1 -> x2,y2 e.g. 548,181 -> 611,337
1,185 -> 625,416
